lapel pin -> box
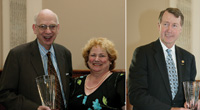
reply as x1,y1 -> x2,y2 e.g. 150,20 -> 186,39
181,60 -> 184,65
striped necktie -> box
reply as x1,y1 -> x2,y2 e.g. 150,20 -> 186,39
47,52 -> 64,109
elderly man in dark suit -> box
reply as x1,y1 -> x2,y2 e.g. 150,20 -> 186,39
0,9 -> 72,110
128,8 -> 196,110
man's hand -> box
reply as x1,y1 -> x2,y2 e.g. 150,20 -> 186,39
170,107 -> 190,110
37,106 -> 51,110
184,100 -> 199,110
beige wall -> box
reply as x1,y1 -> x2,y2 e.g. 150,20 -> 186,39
42,0 -> 125,70
0,0 -> 2,68
127,0 -> 169,77
0,0 -> 125,70
191,0 -> 200,80
127,0 -> 200,80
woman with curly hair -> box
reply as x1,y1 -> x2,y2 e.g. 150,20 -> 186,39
69,37 -> 125,110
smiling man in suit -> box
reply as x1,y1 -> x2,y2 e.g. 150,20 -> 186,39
0,9 -> 72,110
128,8 -> 196,110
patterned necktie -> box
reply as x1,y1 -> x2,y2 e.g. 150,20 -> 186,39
47,52 -> 64,109
166,49 -> 178,100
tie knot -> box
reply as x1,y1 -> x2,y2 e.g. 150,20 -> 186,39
166,49 -> 172,55
47,52 -> 51,58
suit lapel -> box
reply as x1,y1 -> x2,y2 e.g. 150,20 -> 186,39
153,39 -> 172,97
175,46 -> 184,95
30,39 -> 45,76
53,44 -> 67,94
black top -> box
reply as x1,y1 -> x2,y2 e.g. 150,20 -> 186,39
69,72 -> 125,110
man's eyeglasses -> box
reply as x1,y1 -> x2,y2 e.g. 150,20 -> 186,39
36,24 -> 58,31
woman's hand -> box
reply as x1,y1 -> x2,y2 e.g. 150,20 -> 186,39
37,106 -> 51,110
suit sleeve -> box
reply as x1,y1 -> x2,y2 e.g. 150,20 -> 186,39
128,47 -> 171,110
0,50 -> 39,110
67,50 -> 73,77
190,55 -> 196,81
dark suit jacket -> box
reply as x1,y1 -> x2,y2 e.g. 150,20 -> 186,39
128,39 -> 196,110
0,39 -> 72,110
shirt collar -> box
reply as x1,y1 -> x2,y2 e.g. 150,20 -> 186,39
37,40 -> 55,57
159,38 -> 175,53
